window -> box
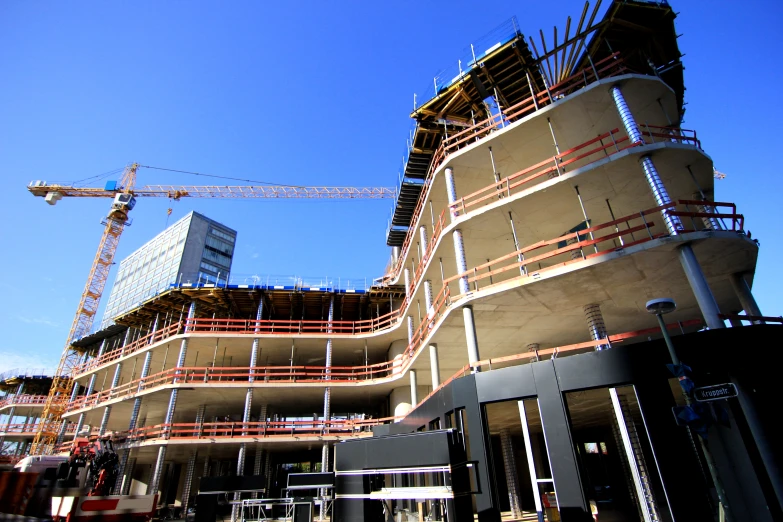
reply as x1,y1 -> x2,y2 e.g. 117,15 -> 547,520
205,236 -> 233,255
210,227 -> 235,243
200,261 -> 220,273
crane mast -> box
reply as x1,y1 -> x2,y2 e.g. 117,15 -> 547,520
28,163 -> 393,454
30,164 -> 139,454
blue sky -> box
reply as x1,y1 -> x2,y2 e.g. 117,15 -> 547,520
1,1 -> 781,373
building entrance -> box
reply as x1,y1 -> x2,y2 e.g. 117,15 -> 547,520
565,387 -> 668,522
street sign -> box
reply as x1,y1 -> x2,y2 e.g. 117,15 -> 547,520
694,383 -> 738,402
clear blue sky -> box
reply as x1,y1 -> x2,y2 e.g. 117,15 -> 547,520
1,1 -> 781,373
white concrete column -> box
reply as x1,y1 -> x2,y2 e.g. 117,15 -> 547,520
429,344 -> 441,388
419,224 -> 430,259
424,280 -> 434,313
463,305 -> 481,370
403,268 -> 411,296
409,370 -> 418,407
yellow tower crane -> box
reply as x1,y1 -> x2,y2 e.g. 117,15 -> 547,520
27,163 -> 396,454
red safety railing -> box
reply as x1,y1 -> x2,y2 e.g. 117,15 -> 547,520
410,318 -> 706,414
0,394 -> 48,410
719,314 -> 783,324
0,455 -> 22,465
115,416 -> 398,444
77,321 -> 184,375
448,125 -> 702,220
66,360 -> 404,413
443,200 -> 744,299
380,54 -> 630,286
0,422 -> 82,436
440,53 -> 629,156
72,201 -> 742,388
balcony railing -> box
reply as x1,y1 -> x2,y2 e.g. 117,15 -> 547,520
119,417 -> 386,444
443,200 -> 744,299
447,125 -> 701,220
380,54 -> 633,285
0,395 -> 48,410
72,202 -> 743,391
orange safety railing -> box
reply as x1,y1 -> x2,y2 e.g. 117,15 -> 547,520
0,455 -> 22,465
66,360 -> 403,413
0,394 -> 48,409
0,422 -> 81,435
116,416 -> 396,444
440,53 -> 629,157
443,201 -> 744,299
719,314 -> 783,324
71,201 -> 742,386
77,320 -> 184,375
380,54 -> 630,286
448,125 -> 702,220
444,200 -> 744,297
410,318 -> 706,414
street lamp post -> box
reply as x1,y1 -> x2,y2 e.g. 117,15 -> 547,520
646,298 -> 733,521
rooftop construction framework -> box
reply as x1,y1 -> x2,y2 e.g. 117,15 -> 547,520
15,1 -> 782,521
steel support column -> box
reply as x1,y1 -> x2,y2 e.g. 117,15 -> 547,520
610,85 -> 682,235
150,446 -> 167,496
679,246 -> 725,329
321,296 -> 335,520
99,361 -> 123,436
73,340 -> 107,440
499,429 -> 522,519
232,300 -> 263,522
612,84 -> 725,330
730,273 -> 764,324
181,450 -> 198,514
583,303 -> 660,521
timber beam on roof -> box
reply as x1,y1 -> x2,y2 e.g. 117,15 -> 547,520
388,1 -> 683,239
110,287 -> 400,327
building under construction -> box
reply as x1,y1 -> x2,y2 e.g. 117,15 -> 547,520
7,1 -> 783,521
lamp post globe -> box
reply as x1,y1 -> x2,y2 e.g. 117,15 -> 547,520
646,298 -> 676,315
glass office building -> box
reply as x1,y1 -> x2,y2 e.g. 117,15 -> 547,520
100,212 -> 237,329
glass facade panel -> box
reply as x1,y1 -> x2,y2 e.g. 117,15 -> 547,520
100,212 -> 236,329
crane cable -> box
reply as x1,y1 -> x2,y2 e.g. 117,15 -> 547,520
139,165 -> 309,189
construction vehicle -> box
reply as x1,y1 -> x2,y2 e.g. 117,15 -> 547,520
1,437 -> 156,521
26,164 -> 395,455
48,437 -> 157,522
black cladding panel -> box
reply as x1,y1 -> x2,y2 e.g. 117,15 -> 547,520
198,475 -> 265,493
335,429 -> 461,470
287,472 -> 335,488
